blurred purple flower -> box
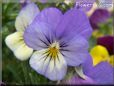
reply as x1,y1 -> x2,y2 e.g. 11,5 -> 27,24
24,8 -> 92,80
75,0 -> 96,12
83,55 -> 114,84
97,36 -> 114,55
89,9 -> 111,29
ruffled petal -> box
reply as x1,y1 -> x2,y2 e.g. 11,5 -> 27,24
5,32 -> 33,60
5,32 -> 24,51
15,3 -> 39,31
14,43 -> 33,60
90,62 -> 113,84
60,35 -> 89,66
82,55 -> 93,74
90,45 -> 109,66
56,9 -> 92,40
83,60 -> 114,84
35,7 -> 62,30
24,20 -> 55,50
29,49 -> 67,81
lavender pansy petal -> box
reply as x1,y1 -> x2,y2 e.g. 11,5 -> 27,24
75,0 -> 95,12
97,36 -> 114,55
24,21 -> 55,50
35,7 -> 62,30
89,9 -> 111,29
66,75 -> 95,85
83,55 -> 114,84
61,35 -> 89,66
82,55 -> 93,74
56,9 -> 92,40
29,50 -> 67,81
15,3 -> 40,31
84,62 -> 114,84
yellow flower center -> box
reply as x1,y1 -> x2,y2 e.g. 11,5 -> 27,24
48,47 -> 59,59
46,42 -> 60,60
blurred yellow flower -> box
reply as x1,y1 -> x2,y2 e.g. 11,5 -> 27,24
90,45 -> 109,66
108,55 -> 114,67
92,30 -> 104,38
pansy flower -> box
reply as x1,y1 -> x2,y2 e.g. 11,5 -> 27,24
63,36 -> 114,84
24,7 -> 92,80
63,55 -> 113,84
5,3 -> 39,60
90,45 -> 114,67
62,56 -> 95,85
90,45 -> 109,66
89,9 -> 111,29
83,1 -> 112,30
86,0 -> 113,16
97,36 -> 114,66
97,36 -> 114,55
90,36 -> 114,67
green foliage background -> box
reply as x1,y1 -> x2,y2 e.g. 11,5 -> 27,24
2,2 -> 113,85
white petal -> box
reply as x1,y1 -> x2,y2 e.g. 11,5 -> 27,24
15,3 -> 39,31
14,43 -> 33,61
5,32 -> 33,60
30,50 -> 67,81
5,32 -> 24,51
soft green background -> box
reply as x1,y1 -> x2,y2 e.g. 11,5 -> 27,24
2,2 -> 113,85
